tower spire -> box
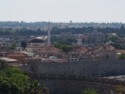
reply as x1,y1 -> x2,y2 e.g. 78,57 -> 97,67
47,23 -> 51,46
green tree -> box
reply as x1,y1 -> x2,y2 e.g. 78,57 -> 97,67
55,43 -> 73,53
27,81 -> 49,94
81,88 -> 98,94
21,41 -> 27,50
0,67 -> 48,94
107,36 -> 118,42
0,67 -> 29,93
9,43 -> 17,50
115,85 -> 125,94
60,45 -> 73,53
118,55 -> 125,59
0,61 -> 8,70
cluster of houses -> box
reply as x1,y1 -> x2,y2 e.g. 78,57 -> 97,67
0,34 -> 125,67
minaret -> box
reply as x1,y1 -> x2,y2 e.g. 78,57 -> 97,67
47,26 -> 51,46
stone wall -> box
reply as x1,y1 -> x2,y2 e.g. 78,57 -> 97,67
40,79 -> 115,94
30,59 -> 125,77
30,74 -> 121,94
20,59 -> 125,94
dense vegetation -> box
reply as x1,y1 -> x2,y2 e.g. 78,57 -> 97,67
0,24 -> 125,36
81,88 -> 98,94
52,26 -> 125,35
0,62 -> 48,94
118,55 -> 125,59
55,43 -> 73,53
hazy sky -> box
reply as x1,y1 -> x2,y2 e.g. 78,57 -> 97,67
0,0 -> 125,22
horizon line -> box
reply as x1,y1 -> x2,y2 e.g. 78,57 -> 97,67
0,20 -> 125,24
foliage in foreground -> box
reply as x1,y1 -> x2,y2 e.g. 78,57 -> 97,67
0,67 -> 48,94
81,88 -> 98,94
115,85 -> 125,94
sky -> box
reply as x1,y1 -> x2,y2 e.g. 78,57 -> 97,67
0,0 -> 125,22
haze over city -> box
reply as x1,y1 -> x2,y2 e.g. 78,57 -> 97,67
0,0 -> 125,22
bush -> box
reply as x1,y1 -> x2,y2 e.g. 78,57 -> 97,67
0,67 -> 48,94
81,88 -> 98,94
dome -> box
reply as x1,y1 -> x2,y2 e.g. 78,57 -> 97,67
29,39 -> 45,43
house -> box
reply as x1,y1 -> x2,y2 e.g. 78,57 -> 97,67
7,52 -> 29,64
37,46 -> 63,58
87,31 -> 105,44
68,46 -> 89,62
117,50 -> 125,55
94,45 -> 117,60
0,57 -> 19,66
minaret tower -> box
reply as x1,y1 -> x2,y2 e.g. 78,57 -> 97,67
47,25 -> 51,46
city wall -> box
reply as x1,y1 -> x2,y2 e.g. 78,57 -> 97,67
21,59 -> 125,94
29,73 -> 124,94
30,59 -> 125,77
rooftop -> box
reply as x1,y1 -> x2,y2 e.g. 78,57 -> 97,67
104,75 -> 125,81
0,57 -> 18,62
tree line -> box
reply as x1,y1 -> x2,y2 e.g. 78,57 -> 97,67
0,25 -> 125,36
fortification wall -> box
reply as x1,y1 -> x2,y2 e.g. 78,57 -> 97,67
20,59 -> 125,94
30,59 -> 125,76
40,79 -> 115,94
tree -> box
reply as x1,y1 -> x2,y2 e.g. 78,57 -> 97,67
9,43 -> 17,50
115,85 -> 125,94
0,61 -> 8,70
107,36 -> 118,42
21,41 -> 27,50
55,43 -> 73,53
60,45 -> 73,53
27,81 -> 49,94
0,67 -> 48,94
0,77 -> 20,94
81,88 -> 98,94
118,55 -> 125,59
